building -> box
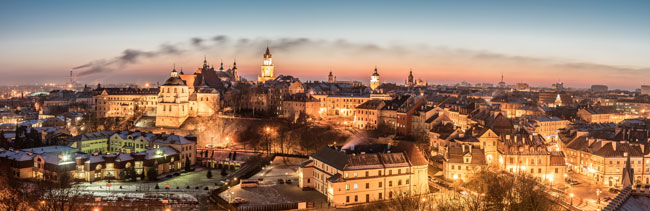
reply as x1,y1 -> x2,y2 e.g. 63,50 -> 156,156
442,128 -> 566,184
515,83 -> 530,91
68,131 -> 116,153
93,87 -> 159,118
281,94 -> 321,120
370,67 -> 381,91
152,133 -> 198,166
299,142 -> 428,207
591,85 -> 608,93
577,108 -> 627,123
642,85 -> 650,96
155,67 -> 220,128
354,99 -> 385,130
258,47 -> 275,83
529,116 -> 570,142
406,70 -> 414,87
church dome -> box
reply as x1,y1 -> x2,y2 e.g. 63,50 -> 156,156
163,69 -> 186,86
164,77 -> 186,86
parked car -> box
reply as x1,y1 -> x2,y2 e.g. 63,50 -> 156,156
286,179 -> 292,184
609,188 -> 620,194
277,179 -> 284,184
603,197 -> 612,202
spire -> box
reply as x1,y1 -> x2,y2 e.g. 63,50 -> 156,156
622,152 -> 634,188
232,59 -> 237,69
203,56 -> 207,65
170,64 -> 178,77
219,59 -> 224,71
501,72 -> 504,82
180,67 -> 184,75
264,46 -> 272,58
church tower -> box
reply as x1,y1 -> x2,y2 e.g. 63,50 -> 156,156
156,66 -> 191,128
328,70 -> 334,83
258,47 -> 275,83
407,69 -> 414,86
370,67 -> 381,90
232,60 -> 240,81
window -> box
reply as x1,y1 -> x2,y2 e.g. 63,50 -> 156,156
379,193 -> 382,200
379,182 -> 382,188
366,183 -> 369,189
355,195 -> 358,202
389,181 -> 393,187
398,169 -> 401,174
346,196 -> 349,203
389,170 -> 392,175
538,168 -> 542,173
365,171 -> 369,177
354,172 -> 357,177
406,179 -> 410,185
378,170 -> 382,176
346,184 -> 350,190
398,180 -> 402,185
354,184 -> 358,190
345,173 -> 349,178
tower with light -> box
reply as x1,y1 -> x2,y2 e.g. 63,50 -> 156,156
258,47 -> 275,83
370,67 -> 381,90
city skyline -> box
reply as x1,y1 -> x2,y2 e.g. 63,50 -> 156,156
1,0 -> 649,89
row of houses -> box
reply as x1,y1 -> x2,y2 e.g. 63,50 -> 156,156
0,131 -> 197,182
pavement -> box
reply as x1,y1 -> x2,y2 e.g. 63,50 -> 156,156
220,156 -> 328,206
74,168 -> 233,194
555,172 -> 617,211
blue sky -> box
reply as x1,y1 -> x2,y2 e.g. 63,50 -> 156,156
1,0 -> 649,89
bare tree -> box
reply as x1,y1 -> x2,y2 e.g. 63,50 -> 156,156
35,169 -> 90,211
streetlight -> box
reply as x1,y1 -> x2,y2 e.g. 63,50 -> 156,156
230,191 -> 235,203
597,188 -> 601,204
570,193 -> 574,206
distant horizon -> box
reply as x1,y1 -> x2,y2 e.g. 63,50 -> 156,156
1,1 -> 649,90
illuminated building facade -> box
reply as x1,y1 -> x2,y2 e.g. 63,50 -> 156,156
299,142 -> 429,208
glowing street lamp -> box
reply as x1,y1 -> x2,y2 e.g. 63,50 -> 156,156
570,193 -> 574,206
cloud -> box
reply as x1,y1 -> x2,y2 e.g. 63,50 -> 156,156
71,34 -> 650,88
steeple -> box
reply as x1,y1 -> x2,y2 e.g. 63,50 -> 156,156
170,64 -> 179,77
407,68 -> 414,86
219,60 -> 224,71
622,152 -> 634,188
328,70 -> 334,83
264,46 -> 272,58
180,67 -> 184,75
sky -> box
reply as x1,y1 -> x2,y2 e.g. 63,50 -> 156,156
0,0 -> 649,89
